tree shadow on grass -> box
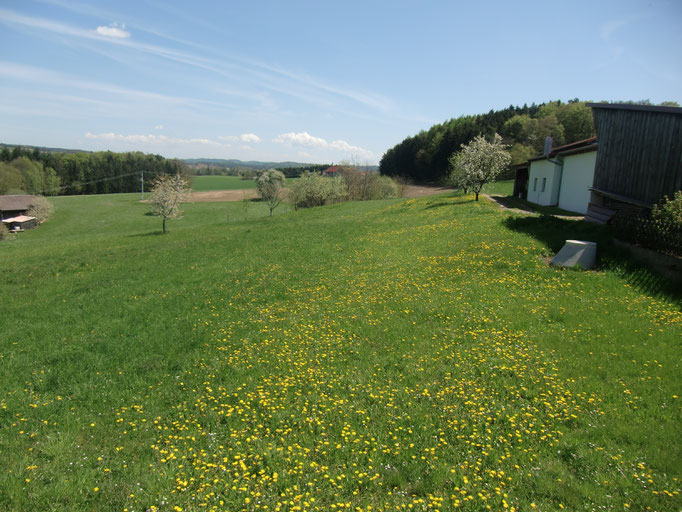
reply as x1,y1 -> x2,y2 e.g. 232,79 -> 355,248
127,230 -> 164,237
490,195 -> 583,217
423,194 -> 473,210
424,201 -> 457,210
503,215 -> 682,301
489,195 -> 536,213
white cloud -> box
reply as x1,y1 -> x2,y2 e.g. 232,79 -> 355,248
273,131 -> 374,159
95,23 -> 130,39
85,132 -> 221,146
154,124 -> 164,130
274,131 -> 327,148
218,133 -> 261,143
239,133 -> 260,143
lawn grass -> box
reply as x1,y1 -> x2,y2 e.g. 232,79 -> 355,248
480,178 -> 514,196
191,175 -> 298,191
1,192 -> 680,511
191,175 -> 258,191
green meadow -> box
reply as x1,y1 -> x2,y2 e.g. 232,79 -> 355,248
190,176 -> 298,192
190,176 -> 258,191
1,191 -> 680,511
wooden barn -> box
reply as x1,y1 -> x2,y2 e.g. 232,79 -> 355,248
0,195 -> 37,221
585,103 -> 682,221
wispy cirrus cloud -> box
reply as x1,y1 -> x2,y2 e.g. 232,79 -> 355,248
600,19 -> 629,40
599,19 -> 630,59
0,61 -> 226,108
0,7 -> 393,117
95,22 -> 130,39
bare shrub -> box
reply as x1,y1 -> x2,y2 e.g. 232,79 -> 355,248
392,175 -> 412,197
341,167 -> 399,201
0,223 -> 14,241
27,195 -> 54,223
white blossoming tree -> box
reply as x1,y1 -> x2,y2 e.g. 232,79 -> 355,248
257,169 -> 286,216
455,133 -> 511,201
149,173 -> 190,233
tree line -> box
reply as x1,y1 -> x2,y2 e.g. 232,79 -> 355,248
379,99 -> 596,183
0,146 -> 189,195
0,157 -> 61,196
274,164 -> 330,178
191,163 -> 330,179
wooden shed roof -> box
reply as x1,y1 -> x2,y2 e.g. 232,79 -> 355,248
0,195 -> 37,211
586,103 -> 682,116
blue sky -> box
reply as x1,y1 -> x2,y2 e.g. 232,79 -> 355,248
1,0 -> 680,164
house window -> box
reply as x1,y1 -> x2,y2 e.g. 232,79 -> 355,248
541,177 -> 546,192
533,178 -> 537,191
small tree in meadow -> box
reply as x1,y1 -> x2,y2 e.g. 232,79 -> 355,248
455,133 -> 511,201
257,169 -> 286,216
149,173 -> 190,233
447,153 -> 470,194
240,190 -> 252,220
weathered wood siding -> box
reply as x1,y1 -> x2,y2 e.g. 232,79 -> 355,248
591,106 -> 682,206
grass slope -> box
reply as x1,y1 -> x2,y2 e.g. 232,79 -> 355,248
1,192 -> 680,511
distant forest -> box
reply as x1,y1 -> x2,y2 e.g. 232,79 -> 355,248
379,99 -> 597,183
0,146 -> 188,195
192,163 -> 330,178
0,142 -> 337,196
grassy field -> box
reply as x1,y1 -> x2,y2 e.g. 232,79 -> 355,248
191,176 -> 258,191
191,176 -> 298,192
1,191 -> 680,511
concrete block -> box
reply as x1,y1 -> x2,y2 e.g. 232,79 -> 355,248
550,240 -> 597,269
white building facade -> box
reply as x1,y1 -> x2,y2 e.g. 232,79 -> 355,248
526,138 -> 598,214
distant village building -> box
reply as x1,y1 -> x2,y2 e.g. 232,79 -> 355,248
323,166 -> 342,177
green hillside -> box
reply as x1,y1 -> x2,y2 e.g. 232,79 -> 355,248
1,192 -> 680,511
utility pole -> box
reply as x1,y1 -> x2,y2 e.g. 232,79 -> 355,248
140,171 -> 144,199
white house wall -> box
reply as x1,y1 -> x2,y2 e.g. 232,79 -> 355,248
527,160 -> 562,206
558,151 -> 596,214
